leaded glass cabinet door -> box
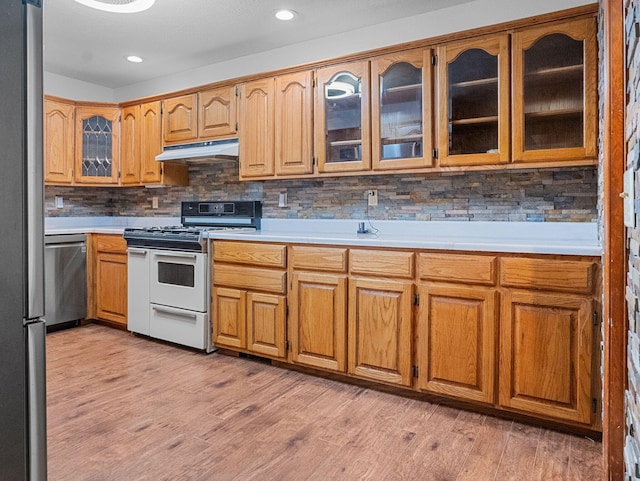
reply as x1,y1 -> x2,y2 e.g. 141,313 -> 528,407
512,18 -> 597,163
315,61 -> 370,173
372,49 -> 432,171
74,107 -> 120,184
437,35 -> 509,166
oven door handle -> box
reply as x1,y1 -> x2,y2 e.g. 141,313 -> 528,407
128,248 -> 148,256
154,252 -> 198,260
152,305 -> 198,320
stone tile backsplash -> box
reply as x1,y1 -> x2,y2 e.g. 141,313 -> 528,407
45,161 -> 597,222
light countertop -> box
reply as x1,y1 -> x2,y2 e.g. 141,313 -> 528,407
45,217 -> 601,256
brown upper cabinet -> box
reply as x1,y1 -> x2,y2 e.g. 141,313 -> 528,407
74,106 -> 120,185
238,78 -> 275,178
163,94 -> 197,143
198,86 -> 238,139
121,101 -> 189,187
275,70 -> 314,176
371,49 -> 433,171
163,88 -> 238,145
437,34 -> 510,166
512,17 -> 597,163
315,61 -> 371,174
44,98 -> 75,185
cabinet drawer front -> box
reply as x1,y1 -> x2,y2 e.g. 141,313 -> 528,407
350,249 -> 414,278
213,241 -> 286,268
419,253 -> 497,285
213,264 -> 286,294
290,245 -> 347,272
500,257 -> 595,294
94,234 -> 127,253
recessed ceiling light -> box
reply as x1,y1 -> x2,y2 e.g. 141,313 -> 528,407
74,0 -> 155,14
274,9 -> 296,21
126,55 -> 143,63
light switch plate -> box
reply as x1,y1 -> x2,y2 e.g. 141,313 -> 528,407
624,168 -> 634,228
55,196 -> 63,209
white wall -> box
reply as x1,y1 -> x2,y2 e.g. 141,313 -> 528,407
113,0 -> 592,102
44,72 -> 115,102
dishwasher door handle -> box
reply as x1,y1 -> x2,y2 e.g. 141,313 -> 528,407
45,242 -> 85,249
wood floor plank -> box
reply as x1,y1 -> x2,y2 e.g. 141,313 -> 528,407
45,325 -> 604,481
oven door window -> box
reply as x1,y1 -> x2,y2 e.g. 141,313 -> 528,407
157,262 -> 195,287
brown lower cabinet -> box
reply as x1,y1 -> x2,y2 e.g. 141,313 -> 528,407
89,234 -> 128,326
211,239 -> 601,431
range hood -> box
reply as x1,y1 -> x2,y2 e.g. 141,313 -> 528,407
155,138 -> 239,162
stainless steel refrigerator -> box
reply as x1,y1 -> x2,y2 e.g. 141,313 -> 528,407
0,1 -> 47,480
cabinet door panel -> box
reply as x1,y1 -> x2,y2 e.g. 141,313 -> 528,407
163,94 -> 197,143
239,79 -> 275,177
95,252 -> 127,325
315,61 -> 371,173
74,106 -> 120,184
417,283 -> 496,403
371,49 -> 433,171
44,98 -> 75,184
291,272 -> 347,372
140,101 -> 163,184
247,292 -> 286,358
499,289 -> 593,424
212,287 -> 246,349
512,18 -> 597,162
275,71 -> 314,175
199,87 -> 237,139
348,278 -> 412,385
120,105 -> 140,185
437,34 -> 510,166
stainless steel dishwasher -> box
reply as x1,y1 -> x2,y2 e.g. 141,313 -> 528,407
44,234 -> 87,327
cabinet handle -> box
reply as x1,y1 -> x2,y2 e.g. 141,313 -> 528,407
152,305 -> 197,319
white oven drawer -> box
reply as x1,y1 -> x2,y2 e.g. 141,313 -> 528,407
149,251 -> 207,312
149,304 -> 209,350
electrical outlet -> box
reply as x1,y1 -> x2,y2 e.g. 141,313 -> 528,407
278,192 -> 287,208
55,196 -> 63,209
367,189 -> 378,206
152,196 -> 159,209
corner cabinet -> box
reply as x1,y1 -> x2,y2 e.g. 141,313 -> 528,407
238,79 -> 276,178
371,49 -> 433,171
44,98 -> 75,184
512,17 -> 597,163
498,257 -> 596,425
74,106 -> 120,184
315,61 -> 371,173
437,34 -> 510,166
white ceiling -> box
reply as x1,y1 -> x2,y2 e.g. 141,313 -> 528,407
43,0 -> 474,89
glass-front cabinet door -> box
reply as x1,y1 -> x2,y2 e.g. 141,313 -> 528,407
371,49 -> 432,171
437,35 -> 509,166
74,106 -> 120,184
315,61 -> 370,173
512,18 -> 596,163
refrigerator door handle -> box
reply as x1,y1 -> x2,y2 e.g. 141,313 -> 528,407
26,320 -> 47,481
25,0 -> 44,319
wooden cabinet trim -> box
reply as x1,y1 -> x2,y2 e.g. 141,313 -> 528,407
213,264 -> 286,294
419,253 -> 497,285
350,249 -> 414,278
214,241 -> 286,268
500,257 -> 595,294
290,245 -> 347,272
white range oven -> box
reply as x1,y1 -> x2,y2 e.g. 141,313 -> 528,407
123,200 -> 262,352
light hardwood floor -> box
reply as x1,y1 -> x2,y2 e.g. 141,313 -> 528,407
46,324 -> 603,481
